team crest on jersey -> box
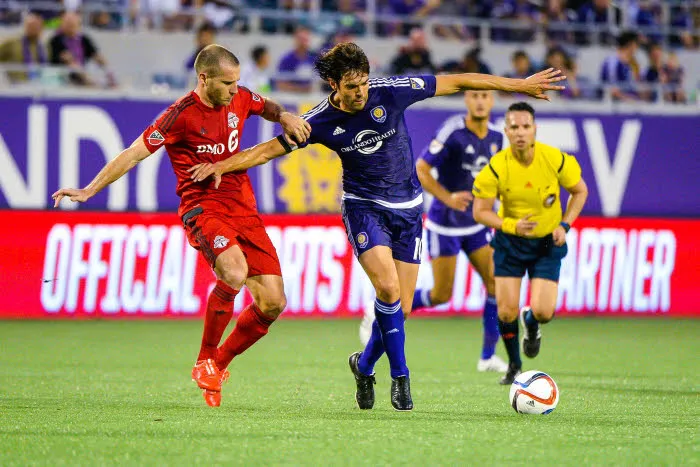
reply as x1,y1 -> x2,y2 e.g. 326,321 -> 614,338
490,143 -> 499,154
147,129 -> 165,146
356,232 -> 369,248
410,77 -> 425,89
544,194 -> 557,208
213,235 -> 229,249
251,93 -> 261,102
370,106 -> 387,123
228,112 -> 239,129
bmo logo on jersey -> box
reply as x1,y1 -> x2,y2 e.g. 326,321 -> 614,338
342,128 -> 397,155
196,130 -> 239,154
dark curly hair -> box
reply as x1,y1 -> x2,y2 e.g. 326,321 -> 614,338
314,42 -> 370,84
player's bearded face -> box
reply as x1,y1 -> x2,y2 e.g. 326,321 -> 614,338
334,73 -> 369,112
204,63 -> 240,106
504,111 -> 536,152
464,91 -> 494,120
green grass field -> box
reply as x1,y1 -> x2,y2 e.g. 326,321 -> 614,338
0,318 -> 698,465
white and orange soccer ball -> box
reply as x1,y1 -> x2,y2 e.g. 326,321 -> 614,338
509,370 -> 559,414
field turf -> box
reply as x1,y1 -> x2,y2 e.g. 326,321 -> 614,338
0,318 -> 697,465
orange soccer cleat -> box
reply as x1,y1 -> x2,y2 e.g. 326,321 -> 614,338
191,359 -> 222,391
201,368 -> 231,407
203,389 -> 221,407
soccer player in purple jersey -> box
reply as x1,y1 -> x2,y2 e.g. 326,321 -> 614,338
360,90 -> 508,374
188,43 -> 565,411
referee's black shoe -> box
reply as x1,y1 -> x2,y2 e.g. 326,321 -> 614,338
520,307 -> 542,358
499,362 -> 522,385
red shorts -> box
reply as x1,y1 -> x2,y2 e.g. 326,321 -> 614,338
183,210 -> 282,277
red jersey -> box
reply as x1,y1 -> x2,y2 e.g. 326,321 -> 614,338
142,88 -> 265,218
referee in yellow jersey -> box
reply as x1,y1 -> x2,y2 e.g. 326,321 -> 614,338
472,102 -> 588,385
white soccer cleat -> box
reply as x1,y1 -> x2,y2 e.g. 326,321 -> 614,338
477,355 -> 509,373
359,300 -> 375,346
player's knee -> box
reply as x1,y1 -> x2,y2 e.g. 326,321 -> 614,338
218,265 -> 247,290
497,303 -> 519,323
257,294 -> 287,320
430,288 -> 452,306
374,279 -> 400,303
532,307 -> 554,323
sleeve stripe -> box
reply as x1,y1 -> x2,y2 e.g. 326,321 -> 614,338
488,163 -> 499,179
369,82 -> 412,89
435,114 -> 465,143
558,151 -> 566,173
301,100 -> 329,121
159,96 -> 195,134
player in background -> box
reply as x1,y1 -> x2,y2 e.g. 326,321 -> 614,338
359,90 -> 508,373
472,102 -> 588,385
188,43 -> 566,411
52,44 -> 311,407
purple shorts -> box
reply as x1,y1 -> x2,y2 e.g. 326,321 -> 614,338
341,199 -> 423,264
426,226 -> 492,259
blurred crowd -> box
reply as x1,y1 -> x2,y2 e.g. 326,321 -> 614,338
0,1 -> 697,103
1,1 -> 699,49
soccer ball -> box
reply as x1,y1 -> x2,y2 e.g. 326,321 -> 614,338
509,370 -> 559,414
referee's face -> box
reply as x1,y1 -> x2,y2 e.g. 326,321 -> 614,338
504,111 -> 536,151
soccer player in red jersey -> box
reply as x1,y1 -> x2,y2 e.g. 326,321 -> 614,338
52,44 -> 311,407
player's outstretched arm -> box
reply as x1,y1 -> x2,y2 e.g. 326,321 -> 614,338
434,68 -> 566,100
52,137 -> 152,207
188,135 -> 294,188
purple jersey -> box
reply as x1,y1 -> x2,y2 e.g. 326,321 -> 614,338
300,75 -> 437,209
420,114 -> 504,235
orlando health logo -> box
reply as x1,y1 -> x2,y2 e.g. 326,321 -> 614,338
341,128 -> 397,155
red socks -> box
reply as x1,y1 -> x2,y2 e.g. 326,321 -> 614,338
197,281 -> 239,361
216,303 -> 275,370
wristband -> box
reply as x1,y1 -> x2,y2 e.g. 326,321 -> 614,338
501,217 -> 518,235
560,221 -> 571,233
276,134 -> 297,153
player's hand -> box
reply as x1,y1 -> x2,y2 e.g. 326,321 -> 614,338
188,162 -> 223,189
446,191 -> 473,212
521,68 -> 566,101
51,188 -> 92,208
516,214 -> 538,236
552,226 -> 567,246
279,112 -> 311,144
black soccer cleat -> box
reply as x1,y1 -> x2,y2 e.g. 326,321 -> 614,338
520,307 -> 542,358
499,362 -> 522,385
348,351 -> 376,410
391,376 -> 413,411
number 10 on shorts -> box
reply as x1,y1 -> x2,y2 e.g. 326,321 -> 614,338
413,237 -> 423,261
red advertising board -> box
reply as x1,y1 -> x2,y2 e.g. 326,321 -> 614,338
1,210 -> 698,318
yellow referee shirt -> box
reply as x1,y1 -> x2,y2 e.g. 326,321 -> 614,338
472,142 -> 582,238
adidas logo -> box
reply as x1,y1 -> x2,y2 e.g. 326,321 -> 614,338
333,126 -> 345,135
387,328 -> 399,334
527,400 -> 536,407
